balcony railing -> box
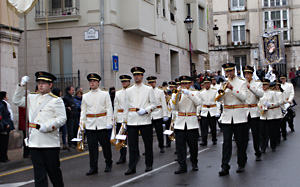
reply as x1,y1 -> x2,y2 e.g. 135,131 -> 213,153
35,0 -> 79,18
227,29 -> 250,46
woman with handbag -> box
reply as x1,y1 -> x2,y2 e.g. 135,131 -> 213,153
0,91 -> 14,162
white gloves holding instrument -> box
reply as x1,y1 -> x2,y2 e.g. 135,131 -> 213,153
163,116 -> 169,122
106,124 -> 113,129
39,125 -> 48,133
263,101 -> 271,108
215,113 -> 220,118
137,108 -> 147,115
21,76 -> 30,86
182,89 -> 190,95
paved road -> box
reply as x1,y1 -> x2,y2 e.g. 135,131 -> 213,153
1,90 -> 300,187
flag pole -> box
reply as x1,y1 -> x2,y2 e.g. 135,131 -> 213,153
24,14 -> 29,139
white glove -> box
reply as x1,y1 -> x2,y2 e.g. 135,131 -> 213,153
215,113 -> 220,118
137,108 -> 147,115
182,89 -> 190,95
163,116 -> 169,122
39,125 -> 47,133
21,76 -> 30,86
106,124 -> 113,129
122,123 -> 127,130
172,94 -> 176,101
263,101 -> 271,108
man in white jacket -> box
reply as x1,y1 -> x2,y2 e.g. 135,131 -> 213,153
13,71 -> 66,186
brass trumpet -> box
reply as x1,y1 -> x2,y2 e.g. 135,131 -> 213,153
168,119 -> 175,141
76,125 -> 85,152
172,88 -> 182,105
115,124 -> 127,151
215,79 -> 231,102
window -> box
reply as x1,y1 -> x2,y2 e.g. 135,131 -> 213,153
35,0 -> 79,18
50,38 -> 73,77
234,56 -> 247,71
264,9 -> 289,40
264,0 -> 287,7
231,0 -> 245,11
162,0 -> 166,17
231,20 -> 246,42
198,6 -> 204,29
155,54 -> 160,74
170,0 -> 175,21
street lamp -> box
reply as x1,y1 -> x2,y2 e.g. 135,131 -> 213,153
184,15 -> 194,77
213,24 -> 221,45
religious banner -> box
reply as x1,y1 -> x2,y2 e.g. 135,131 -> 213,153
258,31 -> 285,65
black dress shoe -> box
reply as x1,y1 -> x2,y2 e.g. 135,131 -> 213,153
104,164 -> 112,172
213,141 -> 217,145
236,166 -> 245,173
116,158 -> 126,164
125,168 -> 136,175
283,137 -> 287,140
256,155 -> 262,161
86,169 -> 98,175
160,148 -> 165,153
174,167 -> 187,174
145,166 -> 152,172
219,168 -> 229,176
290,127 -> 295,132
174,151 -> 177,154
192,164 -> 198,171
165,143 -> 171,148
200,142 -> 207,146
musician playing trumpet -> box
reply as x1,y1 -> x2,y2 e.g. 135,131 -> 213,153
113,75 -> 132,164
216,63 -> 248,176
170,75 -> 201,174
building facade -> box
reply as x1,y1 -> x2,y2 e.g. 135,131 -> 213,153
208,0 -> 300,75
18,0 -> 208,92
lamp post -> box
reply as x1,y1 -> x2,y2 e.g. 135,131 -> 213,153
213,24 -> 221,45
184,16 -> 194,77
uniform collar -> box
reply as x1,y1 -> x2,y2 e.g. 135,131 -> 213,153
134,82 -> 143,88
91,88 -> 100,92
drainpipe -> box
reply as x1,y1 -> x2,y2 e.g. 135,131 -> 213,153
100,0 -> 104,87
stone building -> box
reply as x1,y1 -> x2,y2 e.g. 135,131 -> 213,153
18,0 -> 208,92
208,0 -> 300,75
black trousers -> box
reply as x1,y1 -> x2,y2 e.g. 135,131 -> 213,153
22,130 -> 30,157
152,118 -> 164,149
127,124 -> 153,169
246,116 -> 261,156
175,127 -> 199,168
116,123 -> 127,160
30,148 -> 63,187
280,117 -> 287,139
164,117 -> 172,146
86,129 -> 112,171
0,133 -> 9,162
261,119 -> 280,150
200,113 -> 217,143
66,117 -> 75,147
221,123 -> 247,167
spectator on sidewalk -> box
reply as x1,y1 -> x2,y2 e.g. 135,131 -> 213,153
296,66 -> 300,88
0,91 -> 14,162
18,107 -> 30,158
289,68 -> 296,87
63,86 -> 78,148
74,90 -> 83,142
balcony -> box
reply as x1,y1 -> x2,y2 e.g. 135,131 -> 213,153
227,29 -> 250,47
35,0 -> 80,24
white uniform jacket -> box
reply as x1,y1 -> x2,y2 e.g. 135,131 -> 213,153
151,87 -> 168,120
170,89 -> 201,130
273,91 -> 284,119
217,76 -> 248,124
123,83 -> 157,125
211,84 -> 220,90
113,88 -> 127,123
80,88 -> 113,130
258,90 -> 280,120
244,79 -> 264,118
199,88 -> 220,117
281,82 -> 295,103
13,86 -> 66,148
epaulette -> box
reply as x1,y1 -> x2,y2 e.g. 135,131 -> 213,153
238,77 -> 245,81
127,84 -> 133,89
145,84 -> 152,87
199,89 -> 204,92
189,89 -> 198,91
29,92 -> 39,94
83,90 -> 90,94
101,88 -> 108,92
49,93 -> 58,98
211,87 -> 217,90
255,80 -> 261,82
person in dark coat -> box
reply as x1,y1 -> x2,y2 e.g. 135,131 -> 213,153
0,91 -> 14,162
63,86 -> 78,148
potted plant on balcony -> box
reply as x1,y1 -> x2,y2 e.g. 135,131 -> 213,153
237,41 -> 240,45
242,41 -> 246,45
231,42 -> 234,46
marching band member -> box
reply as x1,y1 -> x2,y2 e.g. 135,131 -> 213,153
280,75 -> 295,138
211,76 -> 220,90
123,67 -> 157,175
13,72 -> 67,186
242,65 -> 264,161
147,76 -> 169,153
80,73 -> 113,175
216,63 -> 248,176
199,77 -> 220,146
113,75 -> 132,164
170,75 -> 201,174
258,78 -> 280,153
165,81 -> 176,147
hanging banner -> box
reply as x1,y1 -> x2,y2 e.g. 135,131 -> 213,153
258,31 -> 285,65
